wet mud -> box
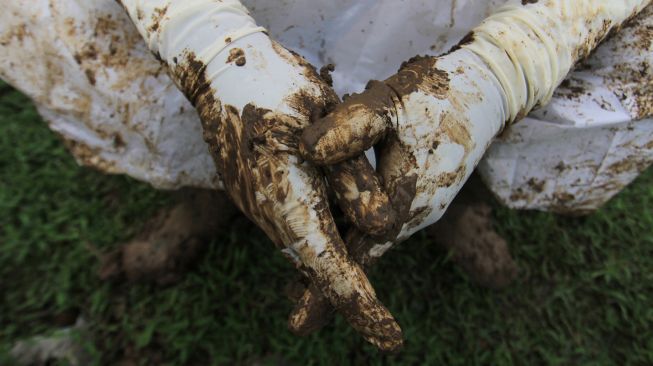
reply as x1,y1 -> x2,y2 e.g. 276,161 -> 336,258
97,190 -> 238,285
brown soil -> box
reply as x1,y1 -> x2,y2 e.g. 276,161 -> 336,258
427,177 -> 517,289
97,189 -> 238,285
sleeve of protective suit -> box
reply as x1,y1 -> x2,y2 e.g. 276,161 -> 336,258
292,0 -> 652,339
478,2 -> 653,214
116,0 -> 402,351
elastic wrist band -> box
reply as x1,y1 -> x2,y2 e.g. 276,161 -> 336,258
137,0 -> 266,66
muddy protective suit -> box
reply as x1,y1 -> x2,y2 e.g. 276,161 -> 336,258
1,0 -> 652,351
1,0 -> 650,203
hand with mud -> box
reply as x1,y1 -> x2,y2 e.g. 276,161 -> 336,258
293,0 -> 652,339
187,55 -> 401,351
118,0 -> 402,351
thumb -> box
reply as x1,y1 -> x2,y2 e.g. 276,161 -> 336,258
299,81 -> 397,165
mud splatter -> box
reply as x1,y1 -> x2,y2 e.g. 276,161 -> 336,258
226,48 -> 246,66
603,6 -> 653,119
319,63 -> 335,87
1,23 -> 29,46
147,5 -> 169,33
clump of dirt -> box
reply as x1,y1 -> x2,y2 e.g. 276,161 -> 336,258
428,179 -> 517,289
97,189 -> 238,285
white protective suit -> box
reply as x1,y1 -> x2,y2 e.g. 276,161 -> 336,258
0,0 -> 651,212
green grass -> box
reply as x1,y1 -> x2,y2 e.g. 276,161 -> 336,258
1,79 -> 652,365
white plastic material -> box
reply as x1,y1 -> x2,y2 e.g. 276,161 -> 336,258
0,0 -> 217,189
0,0 -> 651,215
479,4 -> 653,213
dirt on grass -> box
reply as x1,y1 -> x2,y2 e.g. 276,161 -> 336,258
96,189 -> 238,285
428,176 -> 518,289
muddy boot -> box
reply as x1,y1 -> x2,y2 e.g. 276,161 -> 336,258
428,175 -> 517,289
97,189 -> 238,285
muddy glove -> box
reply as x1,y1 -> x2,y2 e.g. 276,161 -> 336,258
293,0 -> 652,337
117,0 -> 402,351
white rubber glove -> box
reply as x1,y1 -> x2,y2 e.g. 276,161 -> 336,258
292,0 -> 652,339
117,0 -> 402,351
301,0 -> 651,261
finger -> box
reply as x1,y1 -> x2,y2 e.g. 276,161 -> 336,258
294,226 -> 403,352
284,276 -> 308,303
343,228 -> 384,268
374,131 -> 419,239
333,132 -> 419,248
206,103 -> 401,350
288,284 -> 334,336
254,152 -> 403,350
325,155 -> 396,238
299,81 -> 397,165
288,230 -> 384,337
288,136 -> 420,337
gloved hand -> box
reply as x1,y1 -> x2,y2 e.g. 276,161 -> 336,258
293,0 -> 652,339
117,0 -> 403,351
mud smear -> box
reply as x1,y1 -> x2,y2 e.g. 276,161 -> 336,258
375,133 -> 419,243
288,285 -> 336,336
300,80 -> 397,163
301,56 -> 450,164
326,157 -> 397,239
448,31 -> 475,54
390,55 -> 449,98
